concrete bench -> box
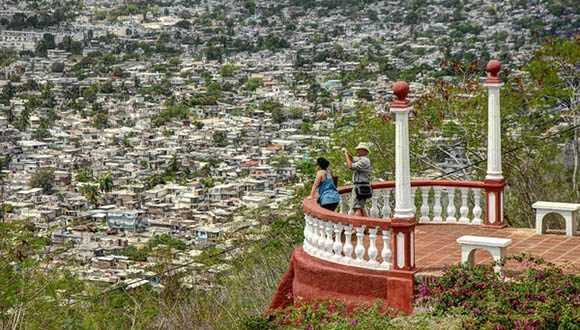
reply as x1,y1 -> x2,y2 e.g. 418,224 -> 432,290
457,235 -> 512,273
533,201 -> 580,237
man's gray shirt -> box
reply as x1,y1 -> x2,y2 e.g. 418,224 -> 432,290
352,156 -> 372,184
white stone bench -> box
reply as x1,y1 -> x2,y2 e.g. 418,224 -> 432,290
533,201 -> 580,237
457,235 -> 512,273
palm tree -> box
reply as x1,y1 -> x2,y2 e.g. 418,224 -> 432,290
98,173 -> 113,193
16,109 -> 30,131
80,184 -> 100,208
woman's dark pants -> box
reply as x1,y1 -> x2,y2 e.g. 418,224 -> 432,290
321,203 -> 339,212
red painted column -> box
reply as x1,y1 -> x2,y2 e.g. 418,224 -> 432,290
391,220 -> 416,271
484,179 -> 506,227
389,219 -> 415,314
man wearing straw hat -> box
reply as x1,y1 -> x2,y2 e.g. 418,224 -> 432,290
343,142 -> 372,216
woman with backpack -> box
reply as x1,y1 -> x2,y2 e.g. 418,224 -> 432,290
308,157 -> 341,212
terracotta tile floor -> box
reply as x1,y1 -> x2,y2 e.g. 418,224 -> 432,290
414,225 -> 580,276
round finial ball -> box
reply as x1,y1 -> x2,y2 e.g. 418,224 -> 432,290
486,60 -> 501,77
392,81 -> 409,100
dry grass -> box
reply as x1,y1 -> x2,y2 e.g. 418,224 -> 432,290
148,232 -> 297,330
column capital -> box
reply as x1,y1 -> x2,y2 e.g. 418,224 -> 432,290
484,59 -> 502,84
390,81 -> 411,110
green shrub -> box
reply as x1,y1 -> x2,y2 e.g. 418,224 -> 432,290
266,300 -> 396,329
241,315 -> 271,330
262,300 -> 466,329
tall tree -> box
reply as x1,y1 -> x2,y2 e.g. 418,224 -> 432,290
29,168 -> 55,194
98,173 -> 113,193
80,184 -> 100,207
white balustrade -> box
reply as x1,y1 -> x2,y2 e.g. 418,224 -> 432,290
305,217 -> 314,254
433,187 -> 443,223
303,216 -> 393,271
370,195 -> 380,217
446,187 -> 457,223
348,191 -> 356,215
316,220 -> 324,257
340,194 -> 348,214
472,188 -> 483,224
459,188 -> 469,224
368,228 -> 378,264
420,187 -> 430,222
304,182 -> 490,273
354,226 -> 365,263
324,222 -> 334,257
339,185 -> 487,225
343,225 -> 354,262
381,189 -> 392,218
381,230 -> 392,269
304,215 -> 312,252
332,223 -> 343,261
411,187 -> 417,213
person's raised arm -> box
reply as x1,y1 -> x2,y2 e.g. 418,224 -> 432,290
308,171 -> 324,199
343,148 -> 353,169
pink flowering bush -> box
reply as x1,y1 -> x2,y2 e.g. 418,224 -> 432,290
416,254 -> 580,329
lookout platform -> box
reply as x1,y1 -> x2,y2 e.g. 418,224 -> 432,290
415,224 -> 580,276
270,64 -> 579,315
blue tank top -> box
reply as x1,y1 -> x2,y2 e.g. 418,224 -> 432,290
318,171 -> 340,206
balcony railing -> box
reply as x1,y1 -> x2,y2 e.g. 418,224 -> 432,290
339,180 -> 487,225
303,199 -> 396,271
303,179 -> 498,272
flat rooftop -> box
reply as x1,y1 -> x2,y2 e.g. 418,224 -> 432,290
415,224 -> 580,276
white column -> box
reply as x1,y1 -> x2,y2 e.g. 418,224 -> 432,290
392,108 -> 414,218
484,82 -> 504,181
483,60 -> 506,227
389,82 -> 416,271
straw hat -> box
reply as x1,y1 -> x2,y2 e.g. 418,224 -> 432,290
355,142 -> 371,153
